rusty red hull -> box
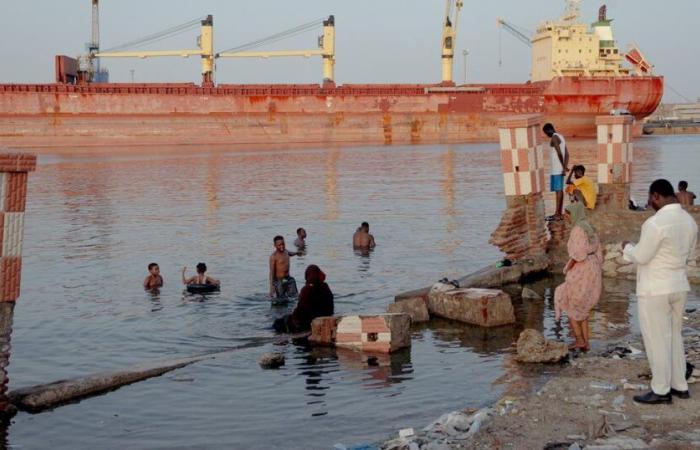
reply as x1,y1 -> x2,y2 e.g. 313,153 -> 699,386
0,76 -> 663,149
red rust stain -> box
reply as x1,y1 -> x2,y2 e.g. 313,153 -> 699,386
410,119 -> 422,144
382,113 -> 392,145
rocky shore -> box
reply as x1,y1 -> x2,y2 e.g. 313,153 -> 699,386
377,308 -> 700,450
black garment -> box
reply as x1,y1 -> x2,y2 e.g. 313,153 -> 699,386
275,282 -> 334,333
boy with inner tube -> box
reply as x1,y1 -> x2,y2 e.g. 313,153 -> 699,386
182,263 -> 220,289
269,235 -> 300,299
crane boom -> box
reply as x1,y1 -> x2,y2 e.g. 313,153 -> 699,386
217,16 -> 336,82
497,18 -> 532,47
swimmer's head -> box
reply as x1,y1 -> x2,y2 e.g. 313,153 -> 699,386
148,263 -> 159,275
196,262 -> 207,274
679,180 -> 688,191
361,222 -> 369,232
274,235 -> 285,252
297,227 -> 306,239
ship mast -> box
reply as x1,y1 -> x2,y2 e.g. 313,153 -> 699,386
561,0 -> 582,23
440,0 -> 463,84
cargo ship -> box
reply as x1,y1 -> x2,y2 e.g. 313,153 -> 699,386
0,0 -> 663,149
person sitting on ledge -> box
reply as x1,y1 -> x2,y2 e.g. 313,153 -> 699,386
182,263 -> 220,287
565,165 -> 597,209
143,262 -> 163,290
273,264 -> 334,333
677,180 -> 696,206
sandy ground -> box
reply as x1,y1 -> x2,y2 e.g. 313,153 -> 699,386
380,310 -> 700,450
466,310 -> 700,450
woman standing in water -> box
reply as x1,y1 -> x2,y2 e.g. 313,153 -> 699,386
554,201 -> 603,352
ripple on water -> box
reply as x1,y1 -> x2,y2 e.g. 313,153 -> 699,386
4,137 -> 700,449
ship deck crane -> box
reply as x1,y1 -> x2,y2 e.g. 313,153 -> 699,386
216,16 -> 336,83
94,15 -> 215,85
497,18 -> 532,47
440,0 -> 464,84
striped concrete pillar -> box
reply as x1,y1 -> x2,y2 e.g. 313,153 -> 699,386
497,115 -> 546,196
595,115 -> 634,209
0,153 -> 35,420
0,153 -> 36,303
490,115 -> 548,261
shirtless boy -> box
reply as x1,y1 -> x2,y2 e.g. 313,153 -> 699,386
294,227 -> 307,249
143,263 -> 163,290
678,181 -> 696,206
352,222 -> 376,248
269,236 -> 299,299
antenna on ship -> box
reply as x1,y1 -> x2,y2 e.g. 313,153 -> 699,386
562,0 -> 582,23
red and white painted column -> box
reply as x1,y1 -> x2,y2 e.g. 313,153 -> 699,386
490,115 -> 548,260
595,115 -> 634,209
0,152 -> 36,419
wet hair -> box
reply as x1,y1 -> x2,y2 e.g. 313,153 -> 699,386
361,222 -> 369,229
196,262 -> 207,274
148,262 -> 158,270
273,235 -> 284,243
679,180 -> 688,190
573,165 -> 586,174
649,179 -> 675,198
296,228 -> 304,235
542,123 -> 555,134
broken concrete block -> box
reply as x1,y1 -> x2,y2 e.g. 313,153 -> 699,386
515,329 -> 568,363
387,297 -> 429,323
428,288 -> 515,327
309,316 -> 338,346
335,314 -> 411,354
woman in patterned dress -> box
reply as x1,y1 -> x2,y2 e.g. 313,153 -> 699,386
554,201 -> 603,351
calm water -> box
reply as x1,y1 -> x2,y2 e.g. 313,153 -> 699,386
2,135 -> 700,449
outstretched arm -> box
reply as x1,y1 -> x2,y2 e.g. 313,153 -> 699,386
181,267 -> 188,285
269,255 -> 276,297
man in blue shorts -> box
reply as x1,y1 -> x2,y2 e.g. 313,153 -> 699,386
543,123 -> 569,221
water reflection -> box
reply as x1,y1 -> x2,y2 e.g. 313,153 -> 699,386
325,150 -> 340,221
353,247 -> 373,274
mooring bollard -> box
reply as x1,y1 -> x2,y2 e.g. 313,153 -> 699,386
0,152 -> 36,419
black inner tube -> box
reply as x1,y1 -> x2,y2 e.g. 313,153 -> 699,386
186,284 -> 220,294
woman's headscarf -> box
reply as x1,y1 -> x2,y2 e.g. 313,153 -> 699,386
305,264 -> 326,286
565,201 -> 596,240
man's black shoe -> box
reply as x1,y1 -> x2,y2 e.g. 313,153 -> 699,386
670,388 -> 690,399
633,391 -> 672,404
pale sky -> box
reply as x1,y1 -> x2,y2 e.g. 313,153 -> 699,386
1,0 -> 697,102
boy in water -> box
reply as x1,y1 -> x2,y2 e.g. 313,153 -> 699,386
182,263 -> 220,287
143,263 -> 163,290
294,227 -> 307,249
565,165 -> 597,209
678,181 -> 696,206
352,222 -> 376,248
269,236 -> 299,299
